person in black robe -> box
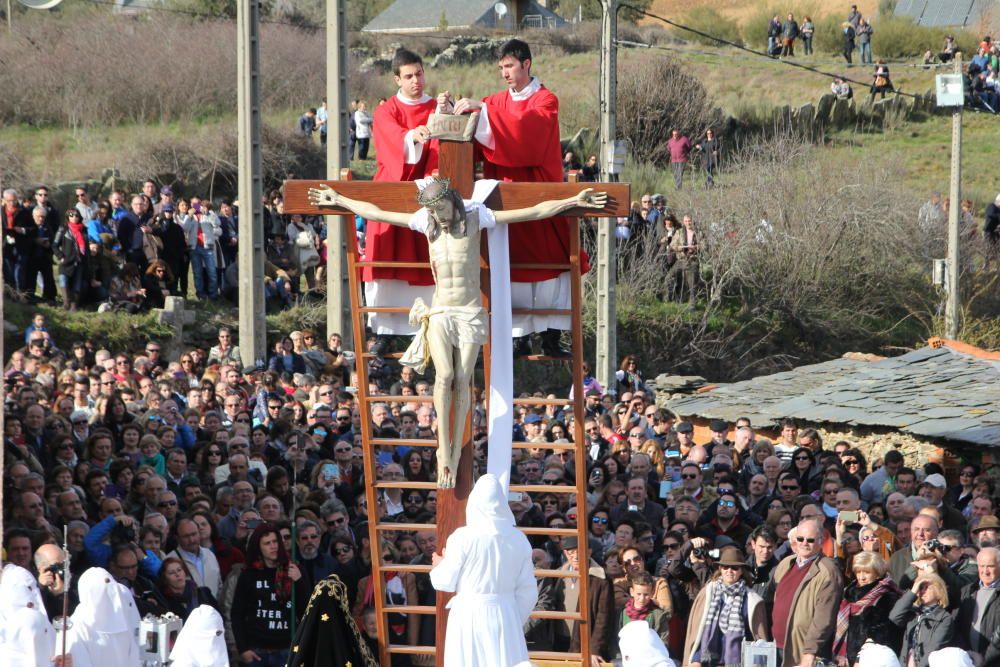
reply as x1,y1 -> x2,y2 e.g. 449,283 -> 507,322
288,574 -> 378,667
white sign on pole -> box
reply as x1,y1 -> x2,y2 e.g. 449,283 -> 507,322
936,74 -> 964,107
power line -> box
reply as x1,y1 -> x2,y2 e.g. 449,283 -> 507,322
618,3 -> 924,99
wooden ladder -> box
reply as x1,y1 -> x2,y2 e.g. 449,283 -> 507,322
343,210 -> 594,666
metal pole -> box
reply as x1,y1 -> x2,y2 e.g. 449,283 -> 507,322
237,0 -> 266,370
326,0 -> 351,348
6,0 -> 12,35
596,0 -> 618,390
945,53 -> 962,340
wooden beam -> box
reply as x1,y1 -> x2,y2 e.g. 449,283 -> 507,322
282,179 -> 631,217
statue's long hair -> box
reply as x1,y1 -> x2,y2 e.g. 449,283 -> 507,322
418,178 -> 466,242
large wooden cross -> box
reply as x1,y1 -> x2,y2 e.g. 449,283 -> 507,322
284,138 -> 628,665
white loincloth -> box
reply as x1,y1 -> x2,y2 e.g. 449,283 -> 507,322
400,298 -> 489,375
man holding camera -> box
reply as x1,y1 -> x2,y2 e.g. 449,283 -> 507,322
888,514 -> 964,609
35,543 -> 79,622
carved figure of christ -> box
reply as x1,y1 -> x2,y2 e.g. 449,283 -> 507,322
309,179 -> 606,488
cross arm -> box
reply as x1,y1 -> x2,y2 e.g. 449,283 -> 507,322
282,180 -> 631,218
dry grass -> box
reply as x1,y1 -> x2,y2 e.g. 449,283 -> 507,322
645,0 -> 880,23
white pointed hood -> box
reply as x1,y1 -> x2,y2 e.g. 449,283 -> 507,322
169,606 -> 228,667
619,620 -> 675,667
465,474 -> 516,534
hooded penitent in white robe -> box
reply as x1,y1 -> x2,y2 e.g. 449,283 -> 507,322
66,567 -> 142,667
0,565 -> 57,667
430,474 -> 538,667
619,620 -> 675,667
169,605 -> 228,667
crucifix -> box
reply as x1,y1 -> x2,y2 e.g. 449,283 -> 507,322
283,116 -> 629,665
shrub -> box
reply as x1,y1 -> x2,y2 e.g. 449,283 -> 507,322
117,124 -> 325,200
0,143 -> 31,194
679,7 -> 744,47
0,10 -> 323,128
615,56 -> 723,166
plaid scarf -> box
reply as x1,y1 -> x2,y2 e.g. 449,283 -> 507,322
834,575 -> 899,657
625,596 -> 655,622
705,580 -> 747,635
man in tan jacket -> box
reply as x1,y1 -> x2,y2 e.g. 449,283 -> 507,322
770,519 -> 844,667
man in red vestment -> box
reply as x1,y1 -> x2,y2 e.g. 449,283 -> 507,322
452,39 -> 583,357
366,48 -> 439,342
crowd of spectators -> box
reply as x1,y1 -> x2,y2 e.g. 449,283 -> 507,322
4,314 -> 1000,667
2,180 -> 326,313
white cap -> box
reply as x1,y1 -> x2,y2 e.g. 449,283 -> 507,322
923,473 -> 947,489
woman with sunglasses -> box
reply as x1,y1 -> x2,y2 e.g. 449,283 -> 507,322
789,446 -> 822,494
587,507 -> 615,555
683,546 -> 770,667
838,447 -> 868,484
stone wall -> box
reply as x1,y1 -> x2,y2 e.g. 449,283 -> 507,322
780,89 -> 941,135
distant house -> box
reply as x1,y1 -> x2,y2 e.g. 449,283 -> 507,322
363,0 -> 566,33
894,0 -> 998,28
665,338 -> 1000,470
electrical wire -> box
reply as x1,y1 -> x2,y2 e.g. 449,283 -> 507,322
618,3 -> 924,99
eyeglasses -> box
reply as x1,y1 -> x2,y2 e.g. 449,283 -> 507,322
793,456 -> 810,461
718,500 -> 736,508
860,534 -> 878,542
319,390 -> 332,396
158,500 -> 178,507
543,478 -> 561,485
638,535 -> 655,542
327,516 -> 347,526
795,536 -> 817,544
719,564 -> 741,571
681,474 -> 698,480
405,496 -> 424,503
663,542 -> 680,550
334,447 -> 352,454
824,488 -> 839,495
336,416 -> 351,422
542,499 -> 559,506
629,432 -> 642,438
382,554 -> 394,562
961,471 -> 975,477
236,417 -> 250,423
622,556 -> 643,565
717,488 -> 734,496
592,516 -> 609,525
268,404 -> 281,410
842,459 -> 858,466
334,546 -> 354,555
781,485 -> 799,491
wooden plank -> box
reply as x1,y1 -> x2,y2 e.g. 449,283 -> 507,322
282,179 -> 631,217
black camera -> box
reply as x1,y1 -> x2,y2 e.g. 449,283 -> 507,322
110,520 -> 137,545
924,539 -> 951,554
45,562 -> 64,576
693,547 -> 721,560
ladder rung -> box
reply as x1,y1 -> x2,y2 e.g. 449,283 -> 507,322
376,522 -> 435,532
370,438 -> 437,447
510,484 -> 577,494
364,394 -> 434,403
534,568 -> 582,579
388,645 -> 435,655
510,263 -> 573,270
380,563 -> 432,573
530,610 -> 586,620
374,480 -> 437,489
513,397 -> 572,406
512,441 -> 576,450
355,261 -> 431,268
530,650 -> 584,660
511,308 -> 573,315
380,605 -> 434,614
520,527 -> 578,537
359,306 -> 411,313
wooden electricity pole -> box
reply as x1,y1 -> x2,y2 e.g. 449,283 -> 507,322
237,0 -> 266,369
326,0 -> 351,347
596,0 -> 618,389
945,53 -> 962,340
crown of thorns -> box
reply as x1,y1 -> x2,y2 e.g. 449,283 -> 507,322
417,178 -> 452,207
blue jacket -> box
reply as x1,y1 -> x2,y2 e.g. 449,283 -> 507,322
83,514 -> 162,578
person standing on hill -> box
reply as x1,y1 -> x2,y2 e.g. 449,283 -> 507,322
666,129 -> 692,191
782,14 -> 800,57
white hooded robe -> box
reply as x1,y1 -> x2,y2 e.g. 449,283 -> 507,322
429,474 -> 538,667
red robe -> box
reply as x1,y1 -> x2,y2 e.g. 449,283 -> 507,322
479,84 -> 590,281
365,95 -> 438,285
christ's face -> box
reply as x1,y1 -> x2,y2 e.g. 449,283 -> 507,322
394,63 -> 426,100
428,197 -> 459,232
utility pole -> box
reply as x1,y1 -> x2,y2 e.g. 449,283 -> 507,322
326,0 -> 351,347
945,53 -> 962,340
237,0 -> 266,369
596,0 -> 618,390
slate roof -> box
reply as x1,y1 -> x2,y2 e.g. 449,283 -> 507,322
363,0 -> 565,32
894,0 -> 997,27
667,343 -> 1000,447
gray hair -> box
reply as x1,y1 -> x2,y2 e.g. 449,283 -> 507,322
298,519 -> 322,534
32,206 -> 47,218
216,486 -> 234,501
2,188 -> 19,199
320,498 -> 348,517
905,496 -> 929,513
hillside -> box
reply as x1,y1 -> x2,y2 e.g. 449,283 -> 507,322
645,0 -> 881,23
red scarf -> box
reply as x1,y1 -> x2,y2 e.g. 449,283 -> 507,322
68,221 -> 86,252
625,596 -> 655,622
834,575 -> 899,657
251,558 -> 292,602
